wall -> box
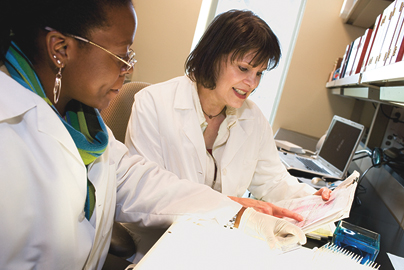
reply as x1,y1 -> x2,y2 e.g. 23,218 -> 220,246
130,0 -> 367,138
272,0 -> 365,138
130,0 -> 203,84
128,0 -> 404,231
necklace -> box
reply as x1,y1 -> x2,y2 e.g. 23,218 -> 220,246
202,106 -> 226,119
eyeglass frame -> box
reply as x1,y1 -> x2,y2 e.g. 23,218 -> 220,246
44,27 -> 137,71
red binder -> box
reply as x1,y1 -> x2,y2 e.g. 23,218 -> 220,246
352,29 -> 373,75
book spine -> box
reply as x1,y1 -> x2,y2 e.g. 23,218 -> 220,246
395,31 -> 404,62
353,29 -> 372,75
338,44 -> 351,79
361,14 -> 382,73
387,1 -> 404,65
328,57 -> 343,82
345,36 -> 362,77
376,2 -> 402,68
341,42 -> 354,78
367,2 -> 396,71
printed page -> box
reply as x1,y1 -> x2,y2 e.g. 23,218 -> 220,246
276,171 -> 359,233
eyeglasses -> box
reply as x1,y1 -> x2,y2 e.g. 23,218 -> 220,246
45,27 -> 137,71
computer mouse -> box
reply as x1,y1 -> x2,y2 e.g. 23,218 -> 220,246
311,177 -> 324,185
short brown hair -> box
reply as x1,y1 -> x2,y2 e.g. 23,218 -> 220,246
185,9 -> 281,90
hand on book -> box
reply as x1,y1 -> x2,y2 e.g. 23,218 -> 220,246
313,187 -> 332,201
275,171 -> 359,233
228,196 -> 303,222
236,207 -> 306,249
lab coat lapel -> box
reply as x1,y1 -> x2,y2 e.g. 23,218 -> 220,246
221,107 -> 254,168
36,105 -> 85,167
1,72 -> 84,168
173,80 -> 207,174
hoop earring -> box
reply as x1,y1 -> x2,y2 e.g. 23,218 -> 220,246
53,63 -> 63,104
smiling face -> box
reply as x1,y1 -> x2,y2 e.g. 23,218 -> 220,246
211,52 -> 267,109
57,2 -> 137,112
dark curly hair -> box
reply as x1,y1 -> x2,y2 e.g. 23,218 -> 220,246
185,9 -> 281,90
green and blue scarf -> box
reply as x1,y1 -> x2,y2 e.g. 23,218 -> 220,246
5,42 -> 109,220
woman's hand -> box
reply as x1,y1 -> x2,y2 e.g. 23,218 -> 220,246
228,196 -> 303,222
313,187 -> 332,201
235,207 -> 306,250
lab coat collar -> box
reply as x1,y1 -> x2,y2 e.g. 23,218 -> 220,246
0,70 -> 84,167
234,100 -> 255,120
173,77 -> 207,173
220,107 -> 253,169
220,101 -> 255,168
172,76 -> 255,119
173,76 -> 195,110
171,76 -> 256,172
0,69 -> 37,121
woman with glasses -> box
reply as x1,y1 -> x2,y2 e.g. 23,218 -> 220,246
125,10 -> 331,216
0,1 -> 307,269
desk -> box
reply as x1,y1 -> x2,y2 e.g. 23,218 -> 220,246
132,178 -> 403,269
133,179 -> 403,269
345,177 -> 404,269
303,176 -> 404,270
134,218 -> 394,269
275,129 -> 404,268
274,128 -> 320,152
134,219 -> 313,270
133,153 -> 403,268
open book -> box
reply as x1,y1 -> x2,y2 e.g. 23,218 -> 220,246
275,171 -> 359,233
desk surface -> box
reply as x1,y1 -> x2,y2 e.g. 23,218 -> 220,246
304,176 -> 404,269
134,218 -> 392,270
134,220 -> 315,270
276,130 -> 404,268
133,178 -> 403,269
345,177 -> 404,269
274,128 -> 320,152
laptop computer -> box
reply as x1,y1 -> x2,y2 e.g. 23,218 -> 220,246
278,115 -> 365,180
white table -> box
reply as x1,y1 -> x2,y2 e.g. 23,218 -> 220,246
134,220 -> 313,270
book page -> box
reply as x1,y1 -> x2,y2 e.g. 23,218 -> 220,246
276,171 -> 359,233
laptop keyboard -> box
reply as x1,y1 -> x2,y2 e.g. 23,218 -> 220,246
296,157 -> 328,174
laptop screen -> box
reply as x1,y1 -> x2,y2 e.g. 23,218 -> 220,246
318,119 -> 363,171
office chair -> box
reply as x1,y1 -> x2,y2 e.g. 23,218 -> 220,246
100,81 -> 151,269
101,81 -> 151,143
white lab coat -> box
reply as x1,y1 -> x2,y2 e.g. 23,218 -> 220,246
125,76 -> 315,203
0,70 -> 241,270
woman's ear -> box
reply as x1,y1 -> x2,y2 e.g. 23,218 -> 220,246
45,30 -> 69,69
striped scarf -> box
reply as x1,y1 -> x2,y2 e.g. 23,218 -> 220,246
5,42 -> 109,220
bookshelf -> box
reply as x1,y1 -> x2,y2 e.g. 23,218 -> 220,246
326,61 -> 404,152
326,5 -> 404,265
328,0 -> 404,105
326,60 -> 404,104
340,0 -> 393,28
326,3 -> 404,220
326,0 -> 404,153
